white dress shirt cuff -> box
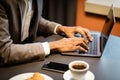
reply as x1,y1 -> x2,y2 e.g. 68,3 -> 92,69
41,42 -> 50,56
54,24 -> 62,34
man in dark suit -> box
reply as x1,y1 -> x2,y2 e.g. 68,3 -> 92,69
0,0 -> 93,65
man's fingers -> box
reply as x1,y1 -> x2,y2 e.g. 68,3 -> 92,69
84,29 -> 93,41
77,46 -> 88,53
76,38 -> 89,52
78,31 -> 88,42
81,41 -> 89,50
67,33 -> 74,38
76,27 -> 93,42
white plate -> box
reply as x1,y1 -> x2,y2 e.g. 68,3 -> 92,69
9,72 -> 54,80
63,70 -> 95,80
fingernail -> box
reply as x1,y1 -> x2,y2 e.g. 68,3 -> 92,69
88,47 -> 89,50
90,38 -> 93,41
85,50 -> 88,52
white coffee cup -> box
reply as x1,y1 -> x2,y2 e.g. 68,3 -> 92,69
69,60 -> 89,80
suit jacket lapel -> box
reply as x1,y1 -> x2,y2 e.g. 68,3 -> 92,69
17,0 -> 26,19
28,0 -> 38,42
17,0 -> 23,42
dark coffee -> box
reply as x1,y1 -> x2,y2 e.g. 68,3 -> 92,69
72,64 -> 86,70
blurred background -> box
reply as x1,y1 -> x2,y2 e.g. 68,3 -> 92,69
42,0 -> 120,37
42,0 -> 77,26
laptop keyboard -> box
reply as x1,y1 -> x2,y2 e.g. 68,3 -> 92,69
79,34 -> 98,55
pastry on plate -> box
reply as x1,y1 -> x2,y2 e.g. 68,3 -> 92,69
27,72 -> 44,80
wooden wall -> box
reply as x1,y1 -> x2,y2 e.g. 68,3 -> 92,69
76,0 -> 120,37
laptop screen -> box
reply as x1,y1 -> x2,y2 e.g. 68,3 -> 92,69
100,5 -> 116,52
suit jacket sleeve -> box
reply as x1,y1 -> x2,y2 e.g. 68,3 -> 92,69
37,17 -> 61,37
0,5 -> 45,66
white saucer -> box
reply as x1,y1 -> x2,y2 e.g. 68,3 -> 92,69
63,70 -> 95,80
9,72 -> 54,80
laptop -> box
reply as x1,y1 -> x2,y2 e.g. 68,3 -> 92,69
61,5 -> 116,57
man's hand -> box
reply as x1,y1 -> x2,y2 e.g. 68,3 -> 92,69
56,26 -> 93,42
49,37 -> 89,53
